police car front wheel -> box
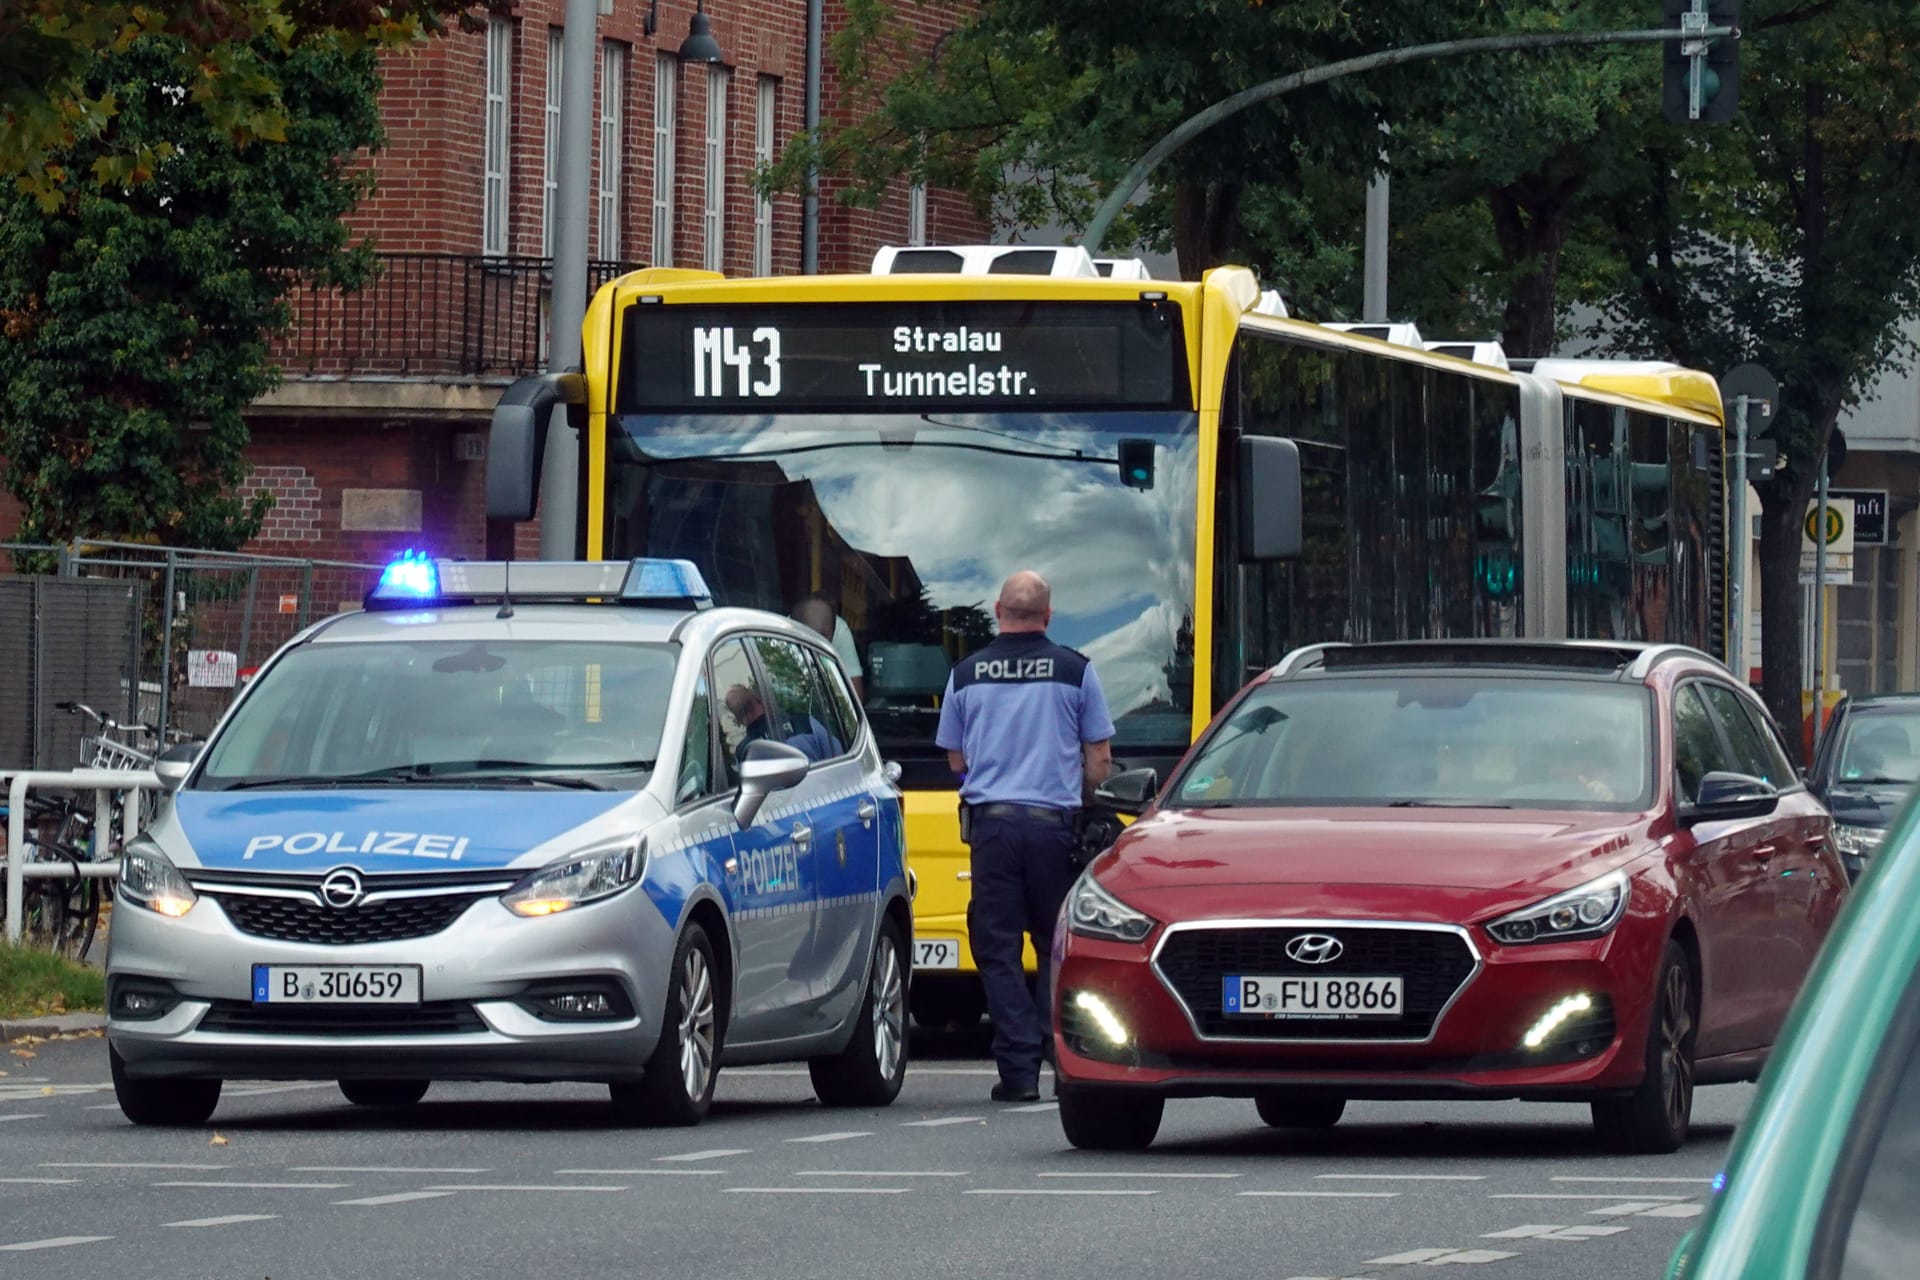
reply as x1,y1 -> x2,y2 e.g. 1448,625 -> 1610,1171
609,921 -> 723,1126
111,1046 -> 221,1127
809,916 -> 910,1107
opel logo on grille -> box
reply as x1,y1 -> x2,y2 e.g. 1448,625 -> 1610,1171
1285,933 -> 1344,965
319,868 -> 365,911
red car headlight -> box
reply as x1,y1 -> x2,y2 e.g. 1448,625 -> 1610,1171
1486,869 -> 1629,945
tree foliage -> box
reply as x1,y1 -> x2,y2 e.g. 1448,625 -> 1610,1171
0,30 -> 384,549
0,0 -> 494,210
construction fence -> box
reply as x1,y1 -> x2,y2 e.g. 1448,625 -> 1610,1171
0,542 -> 385,769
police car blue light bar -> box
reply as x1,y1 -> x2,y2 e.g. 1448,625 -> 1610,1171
366,555 -> 712,610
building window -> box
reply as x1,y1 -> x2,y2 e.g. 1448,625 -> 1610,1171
651,53 -> 677,267
703,66 -> 730,272
599,41 -> 627,261
754,75 -> 777,275
908,180 -> 927,246
543,28 -> 562,258
484,16 -> 513,257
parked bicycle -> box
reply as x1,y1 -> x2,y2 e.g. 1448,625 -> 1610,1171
0,701 -> 160,959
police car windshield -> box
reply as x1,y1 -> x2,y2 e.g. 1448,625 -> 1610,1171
195,640 -> 677,791
604,410 -> 1199,768
1169,676 -> 1653,812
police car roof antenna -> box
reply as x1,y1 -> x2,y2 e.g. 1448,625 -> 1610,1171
497,559 -> 515,620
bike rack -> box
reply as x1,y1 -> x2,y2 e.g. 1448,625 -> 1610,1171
3,769 -> 163,945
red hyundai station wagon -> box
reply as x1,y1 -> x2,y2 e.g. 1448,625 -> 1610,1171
1052,641 -> 1846,1153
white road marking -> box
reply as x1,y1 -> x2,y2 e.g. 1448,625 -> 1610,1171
153,1181 -> 349,1190
0,1178 -> 77,1185
964,1189 -> 1158,1197
421,1184 -> 629,1193
724,1187 -> 909,1195
0,1237 -> 112,1252
657,1149 -> 748,1162
900,1117 -> 983,1127
785,1131 -> 873,1144
164,1214 -> 279,1229
0,1114 -> 44,1122
1364,1248 -> 1517,1266
1318,1174 -> 1486,1182
1552,1175 -> 1715,1184
1039,1171 -> 1240,1180
1007,1102 -> 1059,1114
1588,1201 -> 1673,1215
1555,1226 -> 1631,1238
288,1167 -> 490,1174
1481,1224 -> 1633,1240
1636,1203 -> 1705,1218
1240,1191 -> 1399,1199
1481,1225 -> 1565,1239
1490,1193 -> 1689,1201
334,1192 -> 458,1207
223,1083 -> 336,1098
795,1170 -> 969,1178
550,1169 -> 724,1177
45,1162 -> 229,1170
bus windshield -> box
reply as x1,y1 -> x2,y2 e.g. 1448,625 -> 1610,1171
604,411 -> 1199,769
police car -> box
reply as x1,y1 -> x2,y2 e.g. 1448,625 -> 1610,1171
106,556 -> 912,1126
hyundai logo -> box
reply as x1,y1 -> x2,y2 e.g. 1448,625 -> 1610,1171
319,868 -> 365,911
1285,933 -> 1344,965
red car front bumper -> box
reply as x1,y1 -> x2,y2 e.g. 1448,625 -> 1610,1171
1053,917 -> 1660,1101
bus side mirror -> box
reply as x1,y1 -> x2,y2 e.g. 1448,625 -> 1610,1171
1238,436 -> 1302,560
486,372 -> 587,522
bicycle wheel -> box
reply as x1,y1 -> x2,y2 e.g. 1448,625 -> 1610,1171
0,869 -> 69,954
54,871 -> 101,961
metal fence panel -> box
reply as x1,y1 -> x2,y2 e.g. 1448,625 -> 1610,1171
0,563 -> 144,770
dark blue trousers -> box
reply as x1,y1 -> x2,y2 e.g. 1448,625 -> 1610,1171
967,811 -> 1079,1087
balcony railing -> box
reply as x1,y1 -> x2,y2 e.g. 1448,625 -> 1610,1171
273,253 -> 643,381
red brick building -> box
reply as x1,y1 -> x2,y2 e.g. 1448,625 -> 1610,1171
234,0 -> 986,566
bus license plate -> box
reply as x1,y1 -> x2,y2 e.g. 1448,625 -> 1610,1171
252,965 -> 422,1005
913,938 -> 961,970
1223,975 -> 1402,1019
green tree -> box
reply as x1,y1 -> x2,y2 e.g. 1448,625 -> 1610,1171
0,0 -> 493,210
1583,2 -> 1920,743
0,30 -> 383,549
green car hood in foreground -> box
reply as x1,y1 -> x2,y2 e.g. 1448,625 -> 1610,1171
1668,787 -> 1920,1278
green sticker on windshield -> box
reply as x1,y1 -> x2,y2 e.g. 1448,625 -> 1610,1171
1184,775 -> 1214,794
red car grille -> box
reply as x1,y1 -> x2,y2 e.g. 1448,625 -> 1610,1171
1153,925 -> 1478,1041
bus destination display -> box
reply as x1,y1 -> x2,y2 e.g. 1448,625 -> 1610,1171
618,301 -> 1188,412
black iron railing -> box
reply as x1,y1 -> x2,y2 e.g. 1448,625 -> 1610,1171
275,253 -> 643,380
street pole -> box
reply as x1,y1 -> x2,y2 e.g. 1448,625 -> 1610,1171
1728,394 -> 1749,673
1362,159 -> 1388,321
1813,464 -> 1830,746
1080,25 -> 1736,256
538,0 -> 600,560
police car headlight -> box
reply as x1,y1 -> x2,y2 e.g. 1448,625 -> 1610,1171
119,839 -> 198,918
502,837 -> 646,918
1066,871 -> 1156,943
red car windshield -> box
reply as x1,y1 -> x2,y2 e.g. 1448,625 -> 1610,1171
1171,675 -> 1653,812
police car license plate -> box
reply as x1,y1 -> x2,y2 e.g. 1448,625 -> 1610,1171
252,964 -> 422,1005
1223,975 -> 1402,1019
913,938 -> 961,970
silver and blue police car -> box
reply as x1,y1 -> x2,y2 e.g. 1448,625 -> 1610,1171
106,555 -> 912,1126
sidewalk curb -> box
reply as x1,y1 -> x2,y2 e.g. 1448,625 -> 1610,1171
2,1012 -> 107,1042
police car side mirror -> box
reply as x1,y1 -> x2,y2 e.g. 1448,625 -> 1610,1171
154,741 -> 203,794
734,741 -> 811,828
1094,767 -> 1158,818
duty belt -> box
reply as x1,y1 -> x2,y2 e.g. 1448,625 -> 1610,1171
970,803 -> 1078,827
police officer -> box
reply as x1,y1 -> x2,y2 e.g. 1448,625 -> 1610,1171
936,570 -> 1114,1102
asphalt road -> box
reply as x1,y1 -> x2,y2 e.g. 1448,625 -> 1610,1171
0,1028 -> 1740,1280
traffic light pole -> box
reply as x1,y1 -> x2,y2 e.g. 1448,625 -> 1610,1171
1080,24 -> 1736,256
1729,394 -> 1749,673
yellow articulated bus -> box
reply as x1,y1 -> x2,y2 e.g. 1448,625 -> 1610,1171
486,243 -> 1727,1029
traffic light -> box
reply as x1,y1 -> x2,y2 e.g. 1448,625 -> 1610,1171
1662,0 -> 1740,123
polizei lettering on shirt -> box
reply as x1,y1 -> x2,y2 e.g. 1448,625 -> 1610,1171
972,656 -> 1055,682
242,832 -> 472,861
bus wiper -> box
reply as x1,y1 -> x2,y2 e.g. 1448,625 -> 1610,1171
1387,798 -> 1513,809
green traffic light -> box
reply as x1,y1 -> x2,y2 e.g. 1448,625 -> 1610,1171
1701,67 -> 1721,101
